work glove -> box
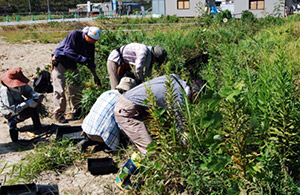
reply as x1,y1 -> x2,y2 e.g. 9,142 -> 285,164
32,94 -> 43,103
26,99 -> 39,108
94,76 -> 101,87
136,79 -> 142,85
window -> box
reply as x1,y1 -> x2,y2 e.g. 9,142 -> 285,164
249,0 -> 265,10
178,0 -> 190,9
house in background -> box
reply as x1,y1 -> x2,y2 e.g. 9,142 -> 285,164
152,0 -> 215,17
152,0 -> 293,18
233,0 -> 293,18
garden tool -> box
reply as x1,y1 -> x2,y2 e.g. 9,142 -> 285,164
115,151 -> 141,191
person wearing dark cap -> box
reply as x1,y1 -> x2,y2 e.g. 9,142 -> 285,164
0,67 -> 44,142
107,42 -> 167,89
51,26 -> 102,123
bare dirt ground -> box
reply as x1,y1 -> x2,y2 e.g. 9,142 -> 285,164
0,43 -> 122,194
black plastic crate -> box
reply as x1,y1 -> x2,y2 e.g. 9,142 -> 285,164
0,183 -> 36,195
36,184 -> 59,195
55,126 -> 84,142
88,158 -> 119,175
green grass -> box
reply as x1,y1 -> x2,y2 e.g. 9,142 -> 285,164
1,139 -> 84,185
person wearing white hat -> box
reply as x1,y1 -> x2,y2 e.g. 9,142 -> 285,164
0,67 -> 44,142
78,77 -> 137,151
51,26 -> 101,123
107,42 -> 167,90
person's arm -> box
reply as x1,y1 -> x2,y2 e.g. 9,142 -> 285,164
89,66 -> 101,87
134,48 -> 148,82
63,31 -> 88,63
0,88 -> 28,119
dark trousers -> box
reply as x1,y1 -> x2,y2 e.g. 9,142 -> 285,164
8,107 -> 41,129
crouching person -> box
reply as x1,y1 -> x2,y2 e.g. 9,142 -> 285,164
113,74 -> 206,191
0,67 -> 44,142
78,77 -> 137,151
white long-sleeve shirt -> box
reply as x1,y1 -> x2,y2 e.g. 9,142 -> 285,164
0,84 -> 37,119
107,43 -> 152,81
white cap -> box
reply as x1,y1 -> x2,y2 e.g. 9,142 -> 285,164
82,26 -> 101,40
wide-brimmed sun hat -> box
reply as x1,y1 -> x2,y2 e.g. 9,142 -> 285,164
1,67 -> 29,88
116,77 -> 137,91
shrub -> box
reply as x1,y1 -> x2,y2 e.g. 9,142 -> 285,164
241,10 -> 256,22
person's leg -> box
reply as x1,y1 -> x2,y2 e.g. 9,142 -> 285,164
30,108 -> 42,130
107,60 -> 120,90
77,134 -> 104,151
114,96 -> 152,155
7,117 -> 19,142
67,68 -> 82,118
52,62 -> 67,122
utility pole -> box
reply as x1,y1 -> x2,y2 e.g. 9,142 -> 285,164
28,0 -> 32,13
47,0 -> 50,14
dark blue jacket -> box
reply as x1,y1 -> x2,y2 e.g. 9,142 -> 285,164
53,30 -> 95,69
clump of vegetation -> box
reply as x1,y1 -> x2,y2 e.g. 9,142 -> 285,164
1,139 -> 84,185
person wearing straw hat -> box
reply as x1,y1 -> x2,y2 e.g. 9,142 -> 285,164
0,67 -> 44,142
78,77 -> 137,151
51,26 -> 102,123
107,42 -> 167,90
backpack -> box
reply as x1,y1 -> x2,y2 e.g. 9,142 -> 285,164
33,70 -> 53,93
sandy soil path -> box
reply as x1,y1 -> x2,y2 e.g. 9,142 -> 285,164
0,43 -> 121,194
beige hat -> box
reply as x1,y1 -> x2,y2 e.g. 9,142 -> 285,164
1,67 -> 29,88
116,77 -> 136,91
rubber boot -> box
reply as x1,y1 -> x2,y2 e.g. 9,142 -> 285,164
8,117 -> 19,142
76,138 -> 99,152
115,151 -> 140,191
31,111 -> 42,131
9,127 -> 19,142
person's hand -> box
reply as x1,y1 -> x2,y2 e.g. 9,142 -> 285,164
26,99 -> 39,108
85,57 -> 92,64
94,76 -> 101,87
33,94 -> 44,103
136,78 -> 142,85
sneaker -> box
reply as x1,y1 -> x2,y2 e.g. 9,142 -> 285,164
76,138 -> 98,152
115,177 -> 135,192
9,127 -> 19,142
55,112 -> 68,124
71,108 -> 82,120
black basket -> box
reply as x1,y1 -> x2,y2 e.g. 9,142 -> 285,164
55,126 -> 84,142
88,158 -> 119,175
36,184 -> 59,195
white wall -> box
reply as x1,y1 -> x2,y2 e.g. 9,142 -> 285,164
234,0 -> 285,18
165,0 -> 215,17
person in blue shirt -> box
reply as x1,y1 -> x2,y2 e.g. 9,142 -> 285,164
51,26 -> 101,123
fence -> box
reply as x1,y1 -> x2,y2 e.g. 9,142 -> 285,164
0,10 -> 151,23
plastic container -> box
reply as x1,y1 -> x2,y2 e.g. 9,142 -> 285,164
55,125 -> 84,142
0,183 -> 36,195
88,158 -> 118,175
36,184 -> 59,195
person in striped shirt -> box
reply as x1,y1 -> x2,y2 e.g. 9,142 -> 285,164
107,42 -> 167,89
78,77 -> 136,151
